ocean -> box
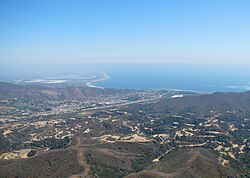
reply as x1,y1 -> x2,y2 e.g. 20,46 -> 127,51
1,63 -> 250,93
91,64 -> 250,93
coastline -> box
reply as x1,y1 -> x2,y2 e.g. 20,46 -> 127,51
86,73 -> 110,89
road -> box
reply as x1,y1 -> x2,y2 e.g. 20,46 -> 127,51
80,94 -> 164,112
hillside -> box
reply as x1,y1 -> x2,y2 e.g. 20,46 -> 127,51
147,91 -> 250,115
0,84 -> 249,178
126,148 -> 238,178
0,82 -> 131,100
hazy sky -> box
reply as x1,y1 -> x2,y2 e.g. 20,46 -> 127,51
0,0 -> 250,64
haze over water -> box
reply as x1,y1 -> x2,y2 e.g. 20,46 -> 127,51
92,64 -> 250,93
1,1 -> 250,93
1,63 -> 249,93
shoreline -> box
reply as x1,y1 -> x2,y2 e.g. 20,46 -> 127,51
86,73 -> 110,89
86,74 -> 208,94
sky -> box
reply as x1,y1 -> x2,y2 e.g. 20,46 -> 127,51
0,0 -> 250,64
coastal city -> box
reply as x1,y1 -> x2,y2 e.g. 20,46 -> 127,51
1,0 -> 250,177
0,82 -> 249,177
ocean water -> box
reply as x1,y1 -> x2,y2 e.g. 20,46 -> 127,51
1,63 -> 250,93
91,64 -> 250,93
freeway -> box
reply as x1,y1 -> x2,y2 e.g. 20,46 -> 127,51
80,94 -> 164,112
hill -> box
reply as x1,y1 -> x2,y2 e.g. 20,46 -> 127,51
126,148 -> 238,178
0,83 -> 249,177
0,82 -> 131,100
147,91 -> 250,115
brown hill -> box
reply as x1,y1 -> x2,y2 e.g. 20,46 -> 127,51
152,91 -> 250,114
0,82 -> 131,100
126,148 -> 238,178
0,148 -> 82,178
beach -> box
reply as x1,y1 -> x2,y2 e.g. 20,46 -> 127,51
86,73 -> 110,89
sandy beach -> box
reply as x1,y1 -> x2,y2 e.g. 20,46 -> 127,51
86,73 -> 110,89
